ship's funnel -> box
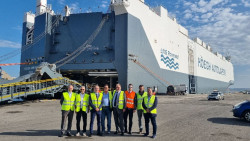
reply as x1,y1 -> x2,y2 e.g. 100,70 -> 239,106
36,0 -> 47,16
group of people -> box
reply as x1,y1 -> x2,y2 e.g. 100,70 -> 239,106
59,83 -> 158,139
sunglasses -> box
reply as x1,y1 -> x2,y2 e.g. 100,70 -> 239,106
129,87 -> 133,88
80,89 -> 85,90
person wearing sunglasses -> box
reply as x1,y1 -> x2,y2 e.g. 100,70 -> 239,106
75,86 -> 89,137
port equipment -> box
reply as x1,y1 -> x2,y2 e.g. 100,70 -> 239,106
0,62 -> 81,102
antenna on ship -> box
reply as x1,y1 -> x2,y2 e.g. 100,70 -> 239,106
225,51 -> 231,62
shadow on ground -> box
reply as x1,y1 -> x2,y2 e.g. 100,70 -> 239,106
0,130 -> 145,138
207,117 -> 250,126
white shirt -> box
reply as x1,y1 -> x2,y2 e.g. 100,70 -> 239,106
80,93 -> 85,108
68,91 -> 72,99
96,92 -> 100,99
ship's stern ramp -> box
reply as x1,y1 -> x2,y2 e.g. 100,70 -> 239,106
0,63 -> 81,102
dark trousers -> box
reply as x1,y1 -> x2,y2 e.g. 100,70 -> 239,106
144,113 -> 157,135
61,110 -> 74,133
76,110 -> 87,133
113,107 -> 124,132
101,106 -> 112,132
89,110 -> 102,134
124,108 -> 134,132
137,109 -> 144,130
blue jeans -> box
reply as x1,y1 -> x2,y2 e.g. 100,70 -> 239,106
101,106 -> 112,132
89,110 -> 102,134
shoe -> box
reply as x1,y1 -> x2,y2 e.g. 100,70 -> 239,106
75,132 -> 80,136
114,131 -> 118,134
67,132 -> 73,136
139,128 -> 143,134
107,131 -> 111,134
144,133 -> 149,136
58,132 -> 64,137
128,131 -> 132,135
89,134 -> 92,137
82,132 -> 87,136
99,132 -> 103,136
151,134 -> 156,139
121,132 -> 124,136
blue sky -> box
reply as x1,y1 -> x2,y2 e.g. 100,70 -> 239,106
0,0 -> 249,88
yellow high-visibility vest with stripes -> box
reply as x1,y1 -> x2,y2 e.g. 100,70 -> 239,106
113,90 -> 125,110
75,93 -> 89,112
136,92 -> 147,110
61,92 -> 76,111
143,95 -> 157,114
90,92 -> 103,110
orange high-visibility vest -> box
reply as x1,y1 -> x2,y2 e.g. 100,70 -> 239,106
125,91 -> 136,109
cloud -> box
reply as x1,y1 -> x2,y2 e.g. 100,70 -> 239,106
12,26 -> 22,31
58,0 -> 65,5
100,4 -> 107,8
99,0 -> 109,9
230,3 -> 237,7
242,0 -> 250,7
184,13 -> 193,19
0,40 -> 21,48
176,0 -> 250,65
186,0 -> 228,14
69,2 -> 80,13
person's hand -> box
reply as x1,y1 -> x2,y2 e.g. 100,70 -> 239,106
146,109 -> 150,113
133,110 -> 136,113
96,108 -> 99,111
123,109 -> 126,112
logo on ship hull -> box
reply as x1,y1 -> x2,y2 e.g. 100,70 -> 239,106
160,49 -> 179,70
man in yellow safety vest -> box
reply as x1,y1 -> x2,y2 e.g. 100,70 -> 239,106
101,84 -> 113,135
59,85 -> 76,137
136,85 -> 147,134
89,85 -> 103,137
112,83 -> 126,136
75,86 -> 89,137
142,87 -> 158,139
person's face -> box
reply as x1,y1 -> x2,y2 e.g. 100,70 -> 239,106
104,86 -> 109,92
128,85 -> 133,91
148,88 -> 152,96
80,87 -> 85,93
94,86 -> 99,93
68,85 -> 73,92
139,86 -> 144,91
116,84 -> 121,91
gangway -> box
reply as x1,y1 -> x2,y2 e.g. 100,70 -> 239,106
0,62 -> 81,102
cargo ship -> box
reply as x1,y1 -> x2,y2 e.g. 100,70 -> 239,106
20,0 -> 234,94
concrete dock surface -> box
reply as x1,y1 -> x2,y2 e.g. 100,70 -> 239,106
0,93 -> 249,141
